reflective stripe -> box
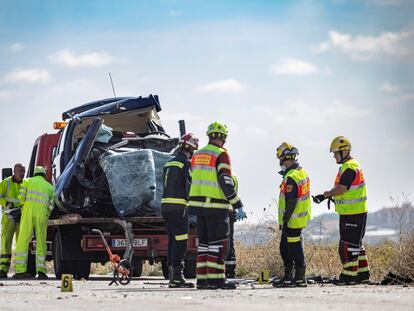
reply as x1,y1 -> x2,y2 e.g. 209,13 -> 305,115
197,150 -> 220,157
358,266 -> 370,272
228,196 -> 240,205
14,253 -> 27,257
342,270 -> 358,276
5,197 -> 20,203
207,273 -> 225,279
358,255 -> 368,261
189,200 -> 230,209
207,262 -> 224,270
196,262 -> 207,268
175,234 -> 188,241
349,182 -> 366,190
347,247 -> 360,252
14,260 -> 26,264
343,261 -> 358,268
191,180 -> 220,188
225,261 -> 236,265
26,197 -> 49,205
196,274 -> 208,279
192,165 -> 216,171
165,161 -> 184,169
27,190 -> 49,200
36,256 -> 46,261
291,211 -> 308,218
335,197 -> 367,205
36,263 -> 45,267
161,198 -> 188,205
217,163 -> 231,171
287,236 -> 301,243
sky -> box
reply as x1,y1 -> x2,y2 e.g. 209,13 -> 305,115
0,0 -> 413,222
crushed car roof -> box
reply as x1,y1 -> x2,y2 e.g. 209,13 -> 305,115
62,95 -> 161,120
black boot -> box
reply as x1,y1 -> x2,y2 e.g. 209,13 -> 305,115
292,265 -> 307,287
225,265 -> 236,279
0,271 -> 7,279
37,272 -> 49,280
272,265 -> 293,288
12,272 -> 33,279
169,265 -> 194,288
357,271 -> 370,284
208,280 -> 237,290
333,273 -> 358,286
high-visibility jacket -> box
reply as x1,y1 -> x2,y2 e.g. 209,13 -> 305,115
333,159 -> 367,215
278,167 -> 311,229
18,176 -> 55,214
161,152 -> 191,213
188,144 -> 230,210
0,177 -> 22,210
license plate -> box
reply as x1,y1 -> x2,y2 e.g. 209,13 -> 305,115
111,238 -> 148,248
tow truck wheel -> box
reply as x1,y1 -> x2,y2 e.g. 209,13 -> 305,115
132,258 -> 143,277
73,260 -> 91,280
161,260 -> 169,280
53,232 -> 74,279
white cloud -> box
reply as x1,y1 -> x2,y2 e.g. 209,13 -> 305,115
9,42 -> 25,52
49,49 -> 115,67
267,100 -> 370,126
0,89 -> 13,99
379,81 -> 403,93
315,29 -> 414,60
168,10 -> 182,17
197,79 -> 245,93
3,68 -> 51,84
270,58 -> 319,75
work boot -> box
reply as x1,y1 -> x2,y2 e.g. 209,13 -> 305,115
357,271 -> 370,284
169,265 -> 194,288
333,274 -> 357,286
208,280 -> 237,290
272,265 -> 294,288
0,271 -> 7,279
12,272 -> 33,279
292,265 -> 307,287
225,266 -> 236,279
37,272 -> 48,280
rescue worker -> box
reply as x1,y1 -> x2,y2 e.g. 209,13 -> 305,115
161,133 -> 199,288
0,164 -> 25,278
225,175 -> 246,279
313,136 -> 369,285
188,121 -> 244,290
273,143 -> 311,288
12,166 -> 55,280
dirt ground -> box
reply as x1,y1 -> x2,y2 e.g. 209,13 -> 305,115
0,276 -> 413,311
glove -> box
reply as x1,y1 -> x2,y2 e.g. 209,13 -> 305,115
234,207 -> 247,221
312,194 -> 326,204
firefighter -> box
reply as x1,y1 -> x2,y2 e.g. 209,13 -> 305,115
313,136 -> 369,285
273,143 -> 311,288
225,175 -> 246,279
161,133 -> 199,288
0,163 -> 25,278
12,166 -> 55,280
188,121 -> 244,290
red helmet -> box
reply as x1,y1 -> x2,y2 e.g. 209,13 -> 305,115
179,133 -> 199,151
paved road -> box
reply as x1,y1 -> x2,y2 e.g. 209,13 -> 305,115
0,276 -> 413,311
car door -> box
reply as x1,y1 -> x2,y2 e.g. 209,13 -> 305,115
54,117 -> 103,206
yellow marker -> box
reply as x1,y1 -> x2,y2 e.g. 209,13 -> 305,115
258,270 -> 269,284
61,274 -> 73,292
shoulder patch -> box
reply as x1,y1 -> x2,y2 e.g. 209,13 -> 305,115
286,185 -> 294,193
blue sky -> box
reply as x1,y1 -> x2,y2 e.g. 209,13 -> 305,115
0,0 -> 413,221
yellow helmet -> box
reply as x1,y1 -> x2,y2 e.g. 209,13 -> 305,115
207,121 -> 228,138
276,142 -> 299,160
34,166 -> 46,175
330,136 -> 352,153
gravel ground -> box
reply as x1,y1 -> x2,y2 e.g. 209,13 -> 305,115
0,276 -> 413,311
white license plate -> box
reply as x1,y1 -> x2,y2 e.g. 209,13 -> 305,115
111,238 -> 148,248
